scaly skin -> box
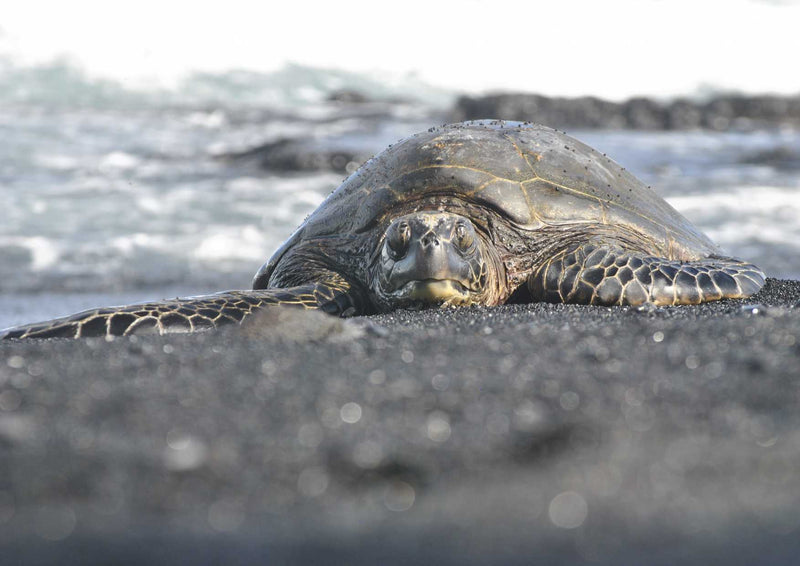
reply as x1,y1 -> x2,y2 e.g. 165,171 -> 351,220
0,283 -> 355,339
528,243 -> 765,306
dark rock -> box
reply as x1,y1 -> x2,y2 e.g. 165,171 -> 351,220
452,92 -> 800,131
221,137 -> 371,173
623,97 -> 667,129
739,146 -> 800,170
327,89 -> 371,104
704,95 -> 800,129
666,98 -> 704,129
453,93 -> 625,129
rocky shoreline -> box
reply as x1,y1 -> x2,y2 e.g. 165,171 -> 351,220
451,92 -> 800,131
218,90 -> 800,175
1,279 -> 798,564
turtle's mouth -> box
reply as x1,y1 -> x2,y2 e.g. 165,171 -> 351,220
398,278 -> 472,304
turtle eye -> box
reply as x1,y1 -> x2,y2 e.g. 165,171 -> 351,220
454,221 -> 475,251
387,221 -> 411,258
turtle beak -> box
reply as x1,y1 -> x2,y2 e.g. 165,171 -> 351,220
405,279 -> 471,303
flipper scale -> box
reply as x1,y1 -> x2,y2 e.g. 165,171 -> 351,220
528,244 -> 766,306
1,282 -> 360,340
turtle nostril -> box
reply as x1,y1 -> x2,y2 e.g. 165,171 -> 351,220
421,233 -> 439,247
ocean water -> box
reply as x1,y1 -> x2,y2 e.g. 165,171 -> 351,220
1,63 -> 799,329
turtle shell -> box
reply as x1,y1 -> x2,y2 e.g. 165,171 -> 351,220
255,120 -> 719,289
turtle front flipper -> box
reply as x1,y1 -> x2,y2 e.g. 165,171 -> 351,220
1,282 -> 361,340
527,244 -> 765,306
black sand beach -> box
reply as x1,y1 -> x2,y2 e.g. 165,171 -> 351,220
1,278 -> 799,565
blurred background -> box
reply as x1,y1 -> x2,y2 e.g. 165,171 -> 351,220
1,0 -> 799,327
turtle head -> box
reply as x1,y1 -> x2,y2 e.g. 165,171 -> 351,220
371,212 -> 502,310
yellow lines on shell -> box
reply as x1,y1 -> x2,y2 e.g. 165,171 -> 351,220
391,163 -> 542,224
400,163 -> 512,184
502,133 -> 550,224
468,178 -> 502,197
502,133 -> 542,180
519,182 -> 543,225
521,177 -> 665,231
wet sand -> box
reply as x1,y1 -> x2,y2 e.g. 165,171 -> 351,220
1,279 -> 799,565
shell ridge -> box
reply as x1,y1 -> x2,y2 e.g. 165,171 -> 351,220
501,132 -> 541,180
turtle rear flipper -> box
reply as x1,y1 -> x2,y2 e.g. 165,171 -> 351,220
1,283 -> 361,340
528,244 -> 765,306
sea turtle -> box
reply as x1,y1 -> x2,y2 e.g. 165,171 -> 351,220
1,120 -> 765,339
